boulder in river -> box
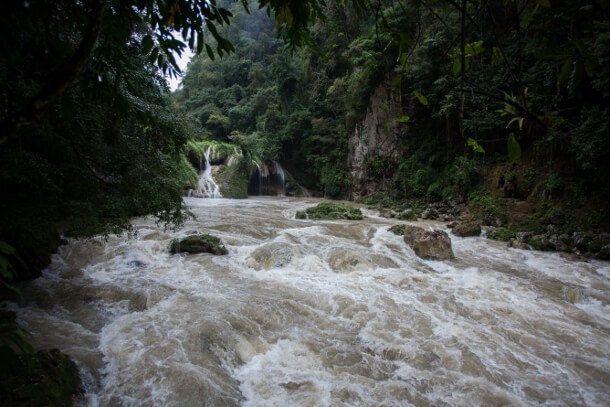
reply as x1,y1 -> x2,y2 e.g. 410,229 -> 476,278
170,234 -> 228,255
327,248 -> 373,273
296,202 -> 363,220
249,242 -> 297,270
403,225 -> 455,260
451,221 -> 481,237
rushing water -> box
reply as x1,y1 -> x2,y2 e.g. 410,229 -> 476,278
9,197 -> 610,406
192,147 -> 222,198
248,162 -> 287,196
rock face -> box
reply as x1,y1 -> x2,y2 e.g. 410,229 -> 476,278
170,234 -> 228,255
403,225 -> 455,260
348,80 -> 403,201
452,221 -> 481,237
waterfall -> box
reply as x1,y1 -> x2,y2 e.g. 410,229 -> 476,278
272,161 -> 286,196
248,160 -> 287,196
192,146 -> 222,198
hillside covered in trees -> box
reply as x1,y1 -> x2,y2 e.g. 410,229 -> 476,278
1,0 -> 610,403
174,0 -> 610,250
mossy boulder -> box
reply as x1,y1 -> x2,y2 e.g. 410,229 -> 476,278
170,234 -> 228,255
487,227 -> 516,242
524,234 -> 551,251
389,224 -> 406,236
296,202 -> 363,220
0,348 -> 82,406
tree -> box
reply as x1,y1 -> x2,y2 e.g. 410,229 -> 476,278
0,0 -> 360,277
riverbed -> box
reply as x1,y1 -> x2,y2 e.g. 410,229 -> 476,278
11,197 -> 610,406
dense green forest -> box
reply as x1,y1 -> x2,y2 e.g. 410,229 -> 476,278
0,0 -> 608,291
1,0 -> 609,402
175,0 -> 609,235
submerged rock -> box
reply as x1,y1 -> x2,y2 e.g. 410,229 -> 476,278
327,248 -> 373,273
249,242 -> 297,270
296,202 -> 363,220
403,225 -> 455,260
170,234 -> 228,255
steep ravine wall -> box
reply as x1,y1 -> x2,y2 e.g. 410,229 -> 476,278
348,79 -> 403,201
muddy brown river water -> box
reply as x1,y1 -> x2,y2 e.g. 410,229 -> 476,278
9,197 -> 610,406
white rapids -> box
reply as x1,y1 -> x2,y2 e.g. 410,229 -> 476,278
8,197 -> 610,406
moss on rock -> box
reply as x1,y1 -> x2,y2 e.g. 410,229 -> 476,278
216,158 -> 249,199
170,234 -> 228,255
389,224 -> 405,236
296,202 -> 363,220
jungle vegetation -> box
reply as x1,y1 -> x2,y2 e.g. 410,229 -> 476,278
1,0 -> 608,277
0,1 -> 609,396
174,0 -> 609,229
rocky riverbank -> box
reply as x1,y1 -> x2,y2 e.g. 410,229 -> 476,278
377,198 -> 610,261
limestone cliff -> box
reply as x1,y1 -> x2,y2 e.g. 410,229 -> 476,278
348,79 -> 403,201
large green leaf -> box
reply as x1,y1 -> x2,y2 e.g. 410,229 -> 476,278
414,91 -> 428,106
507,133 -> 522,163
467,137 -> 485,153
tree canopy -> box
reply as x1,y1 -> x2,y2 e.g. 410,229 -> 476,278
174,0 -> 609,224
1,0 -> 609,277
0,0 -> 371,277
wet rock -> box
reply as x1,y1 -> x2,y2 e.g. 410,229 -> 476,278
588,233 -> 610,253
249,242 -> 297,270
296,202 -> 363,220
451,221 -> 481,237
403,225 -> 455,260
559,252 -> 585,262
572,232 -> 591,251
486,227 -> 514,241
516,231 -> 533,243
482,213 -> 505,227
170,234 -> 228,255
548,234 -> 571,252
598,244 -> 610,260
439,213 -> 454,222
388,224 -> 405,236
397,209 -> 416,220
327,248 -> 373,272
508,238 -> 531,250
524,234 -> 551,251
420,206 -> 438,220
379,209 -> 396,219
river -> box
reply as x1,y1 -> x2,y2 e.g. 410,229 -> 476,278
10,197 -> 610,406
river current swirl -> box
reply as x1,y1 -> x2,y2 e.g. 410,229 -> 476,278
10,197 -> 610,406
